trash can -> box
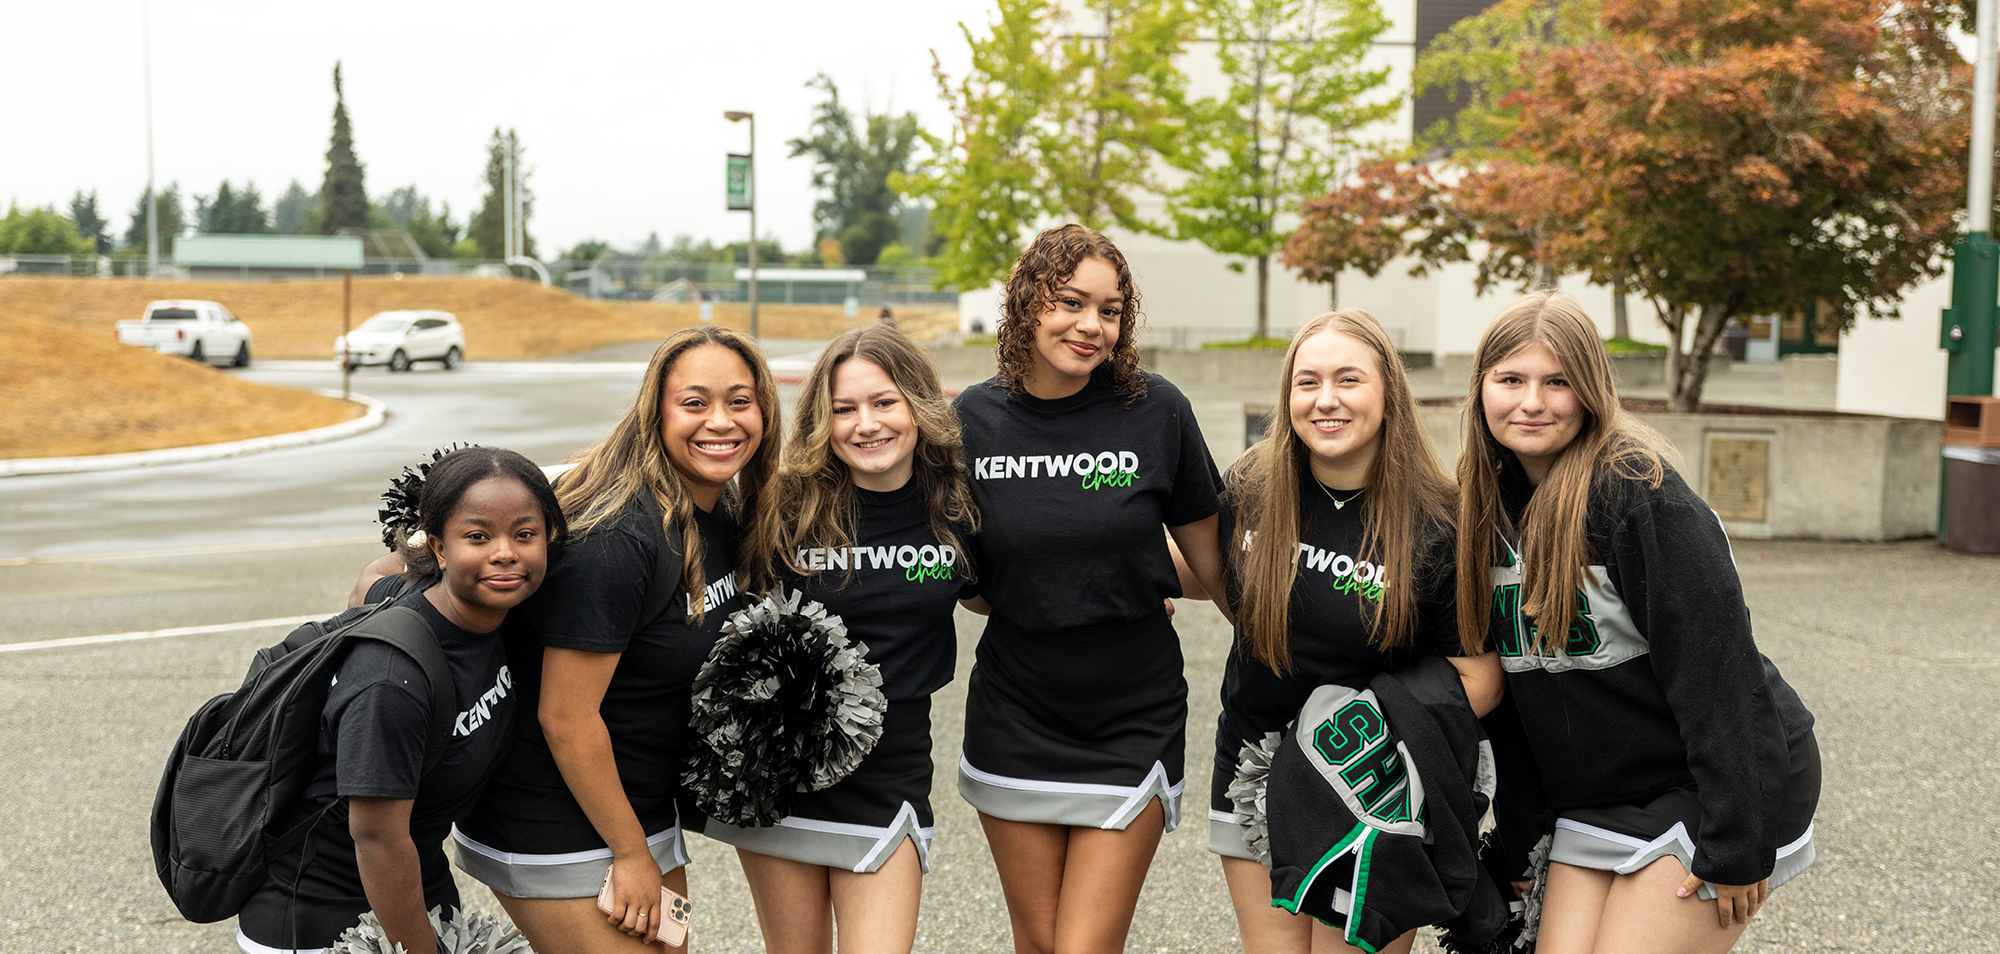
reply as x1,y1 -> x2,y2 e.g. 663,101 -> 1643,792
1942,396 -> 2000,554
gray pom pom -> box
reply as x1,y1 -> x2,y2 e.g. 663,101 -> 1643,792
1516,833 -> 1552,949
327,907 -> 534,954
684,586 -> 890,826
1227,731 -> 1284,866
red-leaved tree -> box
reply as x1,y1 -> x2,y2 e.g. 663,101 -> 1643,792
1290,0 -> 1972,410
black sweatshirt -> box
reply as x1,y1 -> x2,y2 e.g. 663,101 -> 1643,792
1491,460 -> 1814,885
1215,477 -> 1461,762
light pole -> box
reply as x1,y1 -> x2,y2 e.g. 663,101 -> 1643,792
141,0 -> 157,277
725,110 -> 759,338
1944,0 -> 2000,399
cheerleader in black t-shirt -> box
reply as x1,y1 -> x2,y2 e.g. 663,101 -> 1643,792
1179,310 -> 1502,954
240,447 -> 562,954
340,328 -> 782,954
703,322 -> 979,954
952,224 -> 1232,954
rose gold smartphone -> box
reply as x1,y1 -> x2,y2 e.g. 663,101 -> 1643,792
597,871 -> 692,948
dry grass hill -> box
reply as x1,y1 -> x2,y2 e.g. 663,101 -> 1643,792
0,313 -> 361,459
0,276 -> 959,360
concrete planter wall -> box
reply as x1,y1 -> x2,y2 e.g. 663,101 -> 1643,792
1438,352 -> 1675,389
1415,403 -> 1940,541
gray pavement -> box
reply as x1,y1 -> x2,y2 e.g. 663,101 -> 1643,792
1,360 -> 1993,952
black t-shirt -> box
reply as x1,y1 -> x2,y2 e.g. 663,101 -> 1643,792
244,586 -> 516,943
954,371 -> 1221,631
786,482 -> 974,702
510,497 -> 741,792
1215,478 -> 1461,755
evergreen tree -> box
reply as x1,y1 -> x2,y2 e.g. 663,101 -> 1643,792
787,73 -> 925,266
320,62 -> 369,233
471,128 -> 532,259
274,179 -> 320,234
68,190 -> 110,254
375,185 -> 462,257
196,181 -> 272,234
122,183 -> 185,253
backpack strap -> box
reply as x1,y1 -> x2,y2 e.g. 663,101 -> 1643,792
353,605 -> 457,776
634,493 -> 688,630
261,604 -> 455,861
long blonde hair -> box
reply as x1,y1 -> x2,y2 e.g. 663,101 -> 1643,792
558,326 -> 785,622
1454,291 -> 1667,653
1228,309 -> 1458,672
761,322 -> 980,582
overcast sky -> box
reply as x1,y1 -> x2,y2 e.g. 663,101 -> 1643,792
0,0 -> 999,255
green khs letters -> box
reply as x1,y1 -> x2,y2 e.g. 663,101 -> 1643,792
1295,687 -> 1423,830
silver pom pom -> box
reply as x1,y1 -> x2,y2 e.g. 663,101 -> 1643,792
326,907 -> 533,954
1227,731 -> 1284,866
1515,833 -> 1552,949
684,586 -> 890,826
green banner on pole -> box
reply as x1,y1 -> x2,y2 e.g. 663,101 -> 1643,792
726,153 -> 752,211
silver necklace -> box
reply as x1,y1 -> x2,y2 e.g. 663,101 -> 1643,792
1315,478 -> 1365,510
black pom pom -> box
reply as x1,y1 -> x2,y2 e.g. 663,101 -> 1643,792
682,587 -> 888,827
376,444 -> 469,549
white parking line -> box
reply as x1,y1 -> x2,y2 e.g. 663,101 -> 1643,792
0,536 -> 378,567
0,615 -> 320,654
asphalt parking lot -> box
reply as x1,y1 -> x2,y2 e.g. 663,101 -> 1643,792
1,362 -> 1994,952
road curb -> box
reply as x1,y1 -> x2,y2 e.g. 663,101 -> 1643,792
0,391 -> 388,478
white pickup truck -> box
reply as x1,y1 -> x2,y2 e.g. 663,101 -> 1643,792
115,300 -> 253,367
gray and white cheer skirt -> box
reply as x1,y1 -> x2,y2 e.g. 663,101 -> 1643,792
957,611 -> 1186,831
703,697 -> 938,873
1551,730 -> 1821,897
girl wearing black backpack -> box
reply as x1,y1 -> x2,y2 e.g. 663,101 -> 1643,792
236,447 -> 563,954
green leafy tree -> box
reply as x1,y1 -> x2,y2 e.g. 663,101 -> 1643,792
905,0 -> 1196,288
0,204 -> 95,255
320,62 -> 369,233
564,239 -> 614,263
1409,0 -> 1601,154
1166,0 -> 1396,338
273,180 -> 320,234
787,74 -> 925,266
471,128 -> 532,259
122,183 -> 184,254
68,190 -> 110,254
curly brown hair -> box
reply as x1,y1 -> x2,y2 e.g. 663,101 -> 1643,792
997,223 -> 1147,405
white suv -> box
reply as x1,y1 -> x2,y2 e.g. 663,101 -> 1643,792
334,310 -> 466,372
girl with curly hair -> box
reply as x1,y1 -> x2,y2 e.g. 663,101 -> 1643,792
952,223 -> 1230,954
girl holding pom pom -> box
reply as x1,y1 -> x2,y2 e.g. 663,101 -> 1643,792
701,322 -> 979,954
444,327 -> 785,953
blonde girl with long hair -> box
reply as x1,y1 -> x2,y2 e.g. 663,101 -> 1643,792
704,322 -> 979,954
1180,309 -> 1503,954
1457,291 -> 1819,954
443,326 -> 784,954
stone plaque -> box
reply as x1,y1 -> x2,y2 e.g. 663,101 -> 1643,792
1705,435 -> 1772,523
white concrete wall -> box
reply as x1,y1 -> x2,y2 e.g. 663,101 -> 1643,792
1835,273 -> 1956,421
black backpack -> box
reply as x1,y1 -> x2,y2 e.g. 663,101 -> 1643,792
149,582 -> 456,923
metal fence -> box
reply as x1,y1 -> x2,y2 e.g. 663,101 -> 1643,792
0,254 -> 960,306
